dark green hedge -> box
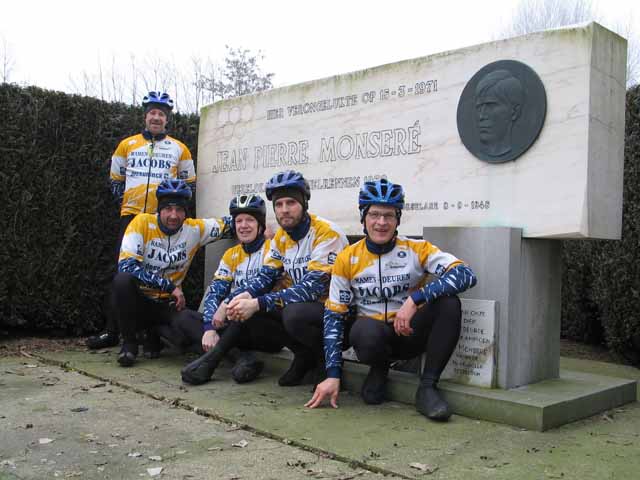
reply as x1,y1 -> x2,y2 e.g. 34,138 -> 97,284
0,84 -> 202,335
561,85 -> 640,363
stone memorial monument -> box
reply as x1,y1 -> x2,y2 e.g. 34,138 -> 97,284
196,22 -> 635,430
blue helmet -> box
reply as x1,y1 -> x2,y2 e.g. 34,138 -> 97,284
156,179 -> 192,203
265,170 -> 311,202
358,178 -> 404,220
229,194 -> 266,227
142,91 -> 174,113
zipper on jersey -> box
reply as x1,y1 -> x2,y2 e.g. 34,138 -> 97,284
143,141 -> 154,213
377,254 -> 388,322
291,241 -> 301,283
158,234 -> 172,302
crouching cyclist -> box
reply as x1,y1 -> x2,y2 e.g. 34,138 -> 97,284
306,178 -> 477,421
178,194 -> 288,384
113,179 -> 230,367
221,170 -> 348,387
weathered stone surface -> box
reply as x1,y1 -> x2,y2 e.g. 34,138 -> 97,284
197,22 -> 626,240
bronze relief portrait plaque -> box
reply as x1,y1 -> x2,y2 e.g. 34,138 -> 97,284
457,60 -> 547,164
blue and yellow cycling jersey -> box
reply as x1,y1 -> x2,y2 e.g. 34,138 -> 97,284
323,236 -> 477,377
201,239 -> 273,330
326,236 -> 464,321
233,213 -> 349,312
110,133 -> 195,216
118,214 -> 229,301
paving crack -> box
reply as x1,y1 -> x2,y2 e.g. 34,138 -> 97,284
34,353 -> 414,479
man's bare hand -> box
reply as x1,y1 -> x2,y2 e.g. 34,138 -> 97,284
394,297 -> 416,336
202,330 -> 220,352
305,378 -> 341,409
227,298 -> 259,322
171,287 -> 186,311
213,303 -> 228,329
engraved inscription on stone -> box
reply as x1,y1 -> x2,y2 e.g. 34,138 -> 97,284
198,24 -> 625,239
441,299 -> 497,388
457,60 -> 547,164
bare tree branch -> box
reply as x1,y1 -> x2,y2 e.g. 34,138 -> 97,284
65,46 -> 274,112
499,0 -> 638,87
1,35 -> 16,83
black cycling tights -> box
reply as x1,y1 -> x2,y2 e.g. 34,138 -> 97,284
103,215 -> 136,336
112,272 -> 175,349
172,310 -> 288,356
281,302 -> 325,359
349,296 -> 462,377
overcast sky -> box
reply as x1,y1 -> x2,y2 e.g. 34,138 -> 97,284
1,0 -> 637,94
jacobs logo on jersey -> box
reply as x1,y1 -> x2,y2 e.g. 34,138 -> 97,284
328,252 -> 337,265
127,157 -> 174,170
146,247 -> 187,263
356,282 -> 410,299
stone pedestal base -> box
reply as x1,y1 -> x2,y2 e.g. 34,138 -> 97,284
423,226 -> 561,389
260,350 -> 636,431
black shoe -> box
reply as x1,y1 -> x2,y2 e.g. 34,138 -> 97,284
86,332 -> 119,349
143,330 -> 163,359
181,349 -> 223,385
361,365 -> 388,405
231,351 -> 264,384
278,353 -> 316,386
157,325 -> 183,353
415,385 -> 451,421
117,344 -> 138,367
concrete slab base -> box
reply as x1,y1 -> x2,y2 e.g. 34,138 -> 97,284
260,351 -> 637,431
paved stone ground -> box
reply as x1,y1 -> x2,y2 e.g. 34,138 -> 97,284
0,357 -> 392,480
1,347 -> 640,480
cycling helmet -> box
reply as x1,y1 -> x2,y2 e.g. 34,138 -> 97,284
156,179 -> 192,210
264,170 -> 311,212
265,170 -> 310,201
358,178 -> 404,222
142,91 -> 174,114
155,179 -> 191,234
229,194 -> 266,228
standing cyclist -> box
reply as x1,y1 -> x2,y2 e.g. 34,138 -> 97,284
87,91 -> 196,349
306,178 -> 477,421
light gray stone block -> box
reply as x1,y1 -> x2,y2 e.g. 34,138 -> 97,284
423,226 -> 561,389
